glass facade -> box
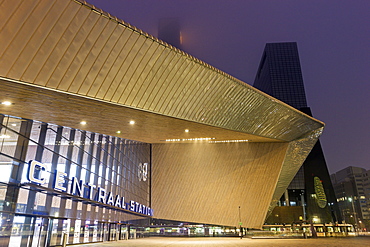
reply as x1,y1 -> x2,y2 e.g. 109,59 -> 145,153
253,42 -> 308,110
0,114 -> 151,246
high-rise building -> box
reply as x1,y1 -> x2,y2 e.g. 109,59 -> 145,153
253,42 -> 307,110
254,42 -> 341,224
331,166 -> 370,230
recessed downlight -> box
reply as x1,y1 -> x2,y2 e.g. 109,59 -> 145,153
165,137 -> 214,142
129,120 -> 135,125
209,139 -> 249,143
185,129 -> 189,133
80,121 -> 87,125
1,101 -> 12,106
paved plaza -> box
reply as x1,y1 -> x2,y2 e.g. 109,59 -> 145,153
74,237 -> 370,247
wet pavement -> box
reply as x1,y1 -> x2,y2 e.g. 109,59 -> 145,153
73,236 -> 370,247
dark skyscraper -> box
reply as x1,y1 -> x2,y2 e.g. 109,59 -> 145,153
254,42 -> 307,109
254,42 -> 341,224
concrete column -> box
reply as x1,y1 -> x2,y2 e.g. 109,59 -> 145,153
284,190 -> 290,206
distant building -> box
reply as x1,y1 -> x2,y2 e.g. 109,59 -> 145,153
331,166 -> 370,229
254,42 -> 341,224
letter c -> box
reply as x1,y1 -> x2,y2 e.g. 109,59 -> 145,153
27,160 -> 46,184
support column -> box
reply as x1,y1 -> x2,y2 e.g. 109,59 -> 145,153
1,119 -> 33,247
284,190 -> 290,206
22,123 -> 48,247
301,192 -> 307,220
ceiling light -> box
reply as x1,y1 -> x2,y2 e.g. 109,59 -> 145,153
165,137 -> 214,142
185,129 -> 189,133
116,131 -> 121,134
1,101 -> 12,106
209,139 -> 249,143
0,135 -> 10,139
129,120 -> 135,125
11,124 -> 16,127
80,121 -> 87,125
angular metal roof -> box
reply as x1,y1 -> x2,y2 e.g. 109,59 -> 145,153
0,0 -> 325,228
0,0 -> 323,144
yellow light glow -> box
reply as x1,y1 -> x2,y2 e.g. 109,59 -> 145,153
185,129 -> 189,133
80,121 -> 87,125
1,101 -> 12,106
116,130 -> 121,134
129,120 -> 135,125
165,137 -> 214,142
209,139 -> 249,143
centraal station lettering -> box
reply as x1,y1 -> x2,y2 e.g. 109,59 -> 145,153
27,160 -> 153,216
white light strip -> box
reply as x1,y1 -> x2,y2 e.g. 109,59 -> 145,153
208,139 -> 249,143
165,137 -> 215,142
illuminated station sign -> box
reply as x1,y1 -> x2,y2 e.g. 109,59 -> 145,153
26,160 -> 153,216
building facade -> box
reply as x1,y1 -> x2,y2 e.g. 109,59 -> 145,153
0,115 -> 152,246
254,42 -> 341,225
331,166 -> 370,230
0,0 -> 324,246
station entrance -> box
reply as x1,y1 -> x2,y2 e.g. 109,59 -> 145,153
5,215 -> 133,247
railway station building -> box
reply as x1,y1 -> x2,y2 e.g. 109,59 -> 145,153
0,0 -> 324,246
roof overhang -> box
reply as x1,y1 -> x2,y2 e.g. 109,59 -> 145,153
0,0 -> 323,144
0,77 -> 279,144
0,0 -> 326,229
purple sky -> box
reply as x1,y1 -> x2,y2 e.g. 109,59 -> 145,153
86,0 -> 370,173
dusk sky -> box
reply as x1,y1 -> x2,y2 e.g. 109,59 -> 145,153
87,0 -> 370,173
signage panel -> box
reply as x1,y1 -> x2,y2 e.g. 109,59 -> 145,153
27,160 -> 153,216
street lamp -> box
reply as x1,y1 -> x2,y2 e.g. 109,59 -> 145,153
238,206 -> 243,239
348,197 -> 358,232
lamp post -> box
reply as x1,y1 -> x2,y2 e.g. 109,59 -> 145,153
238,206 -> 242,239
348,197 -> 358,233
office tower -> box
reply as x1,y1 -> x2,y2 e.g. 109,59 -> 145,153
254,42 -> 341,224
331,166 -> 370,230
254,42 -> 307,109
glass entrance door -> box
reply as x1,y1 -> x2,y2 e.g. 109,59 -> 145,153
8,216 -> 50,247
108,223 -> 118,241
119,224 -> 128,240
30,217 -> 49,247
